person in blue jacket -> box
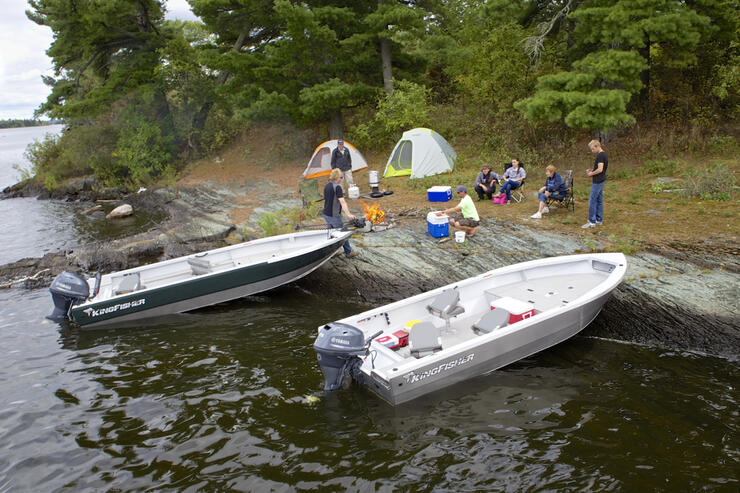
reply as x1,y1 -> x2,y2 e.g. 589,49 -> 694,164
530,165 -> 566,219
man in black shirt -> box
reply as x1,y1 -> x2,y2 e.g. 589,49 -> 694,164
323,168 -> 359,258
330,139 -> 353,189
582,139 -> 608,228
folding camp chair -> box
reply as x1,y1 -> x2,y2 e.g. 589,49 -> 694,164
546,169 -> 575,212
503,162 -> 527,202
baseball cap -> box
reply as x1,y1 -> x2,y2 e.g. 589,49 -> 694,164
456,185 -> 467,193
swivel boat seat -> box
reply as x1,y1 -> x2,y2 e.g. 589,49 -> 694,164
426,289 -> 465,333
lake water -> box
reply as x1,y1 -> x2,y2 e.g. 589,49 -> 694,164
1,127 -> 738,491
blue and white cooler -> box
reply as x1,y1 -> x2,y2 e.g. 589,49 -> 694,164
427,212 -> 449,238
427,186 -> 452,202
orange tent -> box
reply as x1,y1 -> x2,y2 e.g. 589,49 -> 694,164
302,140 -> 369,180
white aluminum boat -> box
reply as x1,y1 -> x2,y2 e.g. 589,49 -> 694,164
48,228 -> 354,328
314,253 -> 627,405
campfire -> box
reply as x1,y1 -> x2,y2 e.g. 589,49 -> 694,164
361,203 -> 393,232
363,203 -> 386,225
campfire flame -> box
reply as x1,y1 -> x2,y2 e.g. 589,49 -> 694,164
363,203 -> 386,225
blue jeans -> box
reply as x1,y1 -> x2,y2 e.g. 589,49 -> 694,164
323,214 -> 352,255
538,191 -> 565,203
499,180 -> 521,201
588,181 -> 605,223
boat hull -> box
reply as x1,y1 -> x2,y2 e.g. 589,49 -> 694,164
315,253 -> 627,406
367,291 -> 610,406
69,236 -> 344,328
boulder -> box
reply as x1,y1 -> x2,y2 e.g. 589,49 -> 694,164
107,204 -> 133,219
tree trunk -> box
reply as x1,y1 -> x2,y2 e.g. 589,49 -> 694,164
380,37 -> 394,95
639,42 -> 650,122
330,110 -> 344,139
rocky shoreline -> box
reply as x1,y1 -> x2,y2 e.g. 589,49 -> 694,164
2,179 -> 738,359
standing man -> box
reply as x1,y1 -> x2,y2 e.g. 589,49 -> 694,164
582,139 -> 608,229
330,139 -> 353,189
437,185 -> 481,237
324,168 -> 359,258
474,164 -> 500,201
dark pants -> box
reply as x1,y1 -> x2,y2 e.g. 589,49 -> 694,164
475,183 -> 495,200
323,214 -> 352,255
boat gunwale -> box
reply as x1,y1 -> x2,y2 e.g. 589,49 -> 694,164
77,229 -> 352,307
343,253 -> 627,379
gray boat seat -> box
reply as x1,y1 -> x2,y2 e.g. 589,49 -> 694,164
114,273 -> 144,295
188,257 -> 213,276
427,289 -> 465,327
472,309 -> 510,335
409,322 -> 442,358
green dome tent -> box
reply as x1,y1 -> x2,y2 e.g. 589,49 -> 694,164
383,128 -> 457,179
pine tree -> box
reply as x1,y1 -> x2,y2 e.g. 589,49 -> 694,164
515,0 -> 712,131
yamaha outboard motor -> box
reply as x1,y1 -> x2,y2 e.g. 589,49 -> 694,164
47,271 -> 89,322
313,323 -> 381,391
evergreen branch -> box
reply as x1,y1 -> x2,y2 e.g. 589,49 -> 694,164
522,0 -> 576,63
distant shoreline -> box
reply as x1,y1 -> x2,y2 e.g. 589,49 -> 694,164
0,119 -> 63,130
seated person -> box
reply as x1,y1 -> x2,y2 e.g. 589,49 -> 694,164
437,185 -> 480,237
494,158 -> 526,203
530,165 -> 566,219
473,164 -> 501,201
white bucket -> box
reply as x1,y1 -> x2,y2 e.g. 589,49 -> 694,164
454,231 -> 466,243
348,185 -> 360,199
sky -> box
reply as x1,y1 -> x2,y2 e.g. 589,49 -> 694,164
0,0 -> 199,120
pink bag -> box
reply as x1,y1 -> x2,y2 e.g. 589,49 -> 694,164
492,196 -> 507,204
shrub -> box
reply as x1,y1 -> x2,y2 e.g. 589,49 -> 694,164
613,168 -> 634,180
24,124 -> 116,189
682,162 -> 736,201
112,118 -> 174,188
706,135 -> 739,154
348,80 -> 431,149
637,159 -> 678,177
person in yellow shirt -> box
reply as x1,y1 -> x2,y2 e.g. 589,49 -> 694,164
437,185 -> 480,237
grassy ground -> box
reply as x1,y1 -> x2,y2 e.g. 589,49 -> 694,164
178,123 -> 739,254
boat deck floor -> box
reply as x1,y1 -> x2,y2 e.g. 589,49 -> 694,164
388,273 -> 605,361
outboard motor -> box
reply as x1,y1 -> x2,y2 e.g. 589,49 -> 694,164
343,216 -> 366,231
313,323 -> 381,391
47,271 -> 89,322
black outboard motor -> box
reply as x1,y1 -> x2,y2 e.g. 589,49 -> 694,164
313,323 -> 382,391
47,271 -> 89,322
343,217 -> 366,231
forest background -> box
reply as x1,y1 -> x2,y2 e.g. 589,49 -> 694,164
18,0 -> 739,195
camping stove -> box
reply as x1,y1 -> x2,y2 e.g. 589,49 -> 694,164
369,171 -> 382,197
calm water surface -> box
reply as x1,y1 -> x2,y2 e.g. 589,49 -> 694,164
0,125 -> 162,264
0,127 -> 738,491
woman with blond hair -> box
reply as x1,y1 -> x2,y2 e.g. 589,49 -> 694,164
530,165 -> 566,219
323,168 -> 359,258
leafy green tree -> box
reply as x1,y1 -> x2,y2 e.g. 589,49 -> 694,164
350,79 -> 430,147
516,0 -> 713,131
244,1 -> 381,137
28,0 -> 170,120
25,0 -> 218,186
362,0 -> 427,95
